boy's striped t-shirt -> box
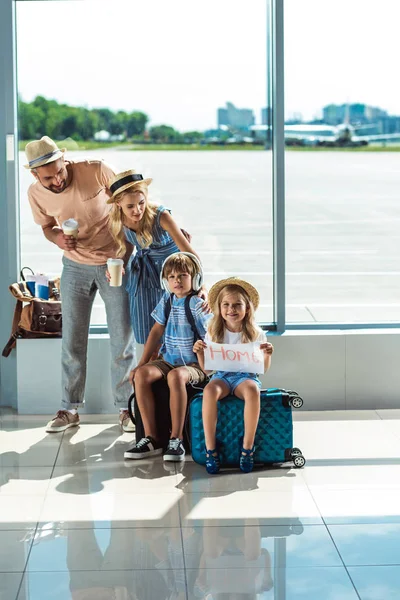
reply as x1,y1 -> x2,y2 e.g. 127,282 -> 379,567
151,292 -> 210,365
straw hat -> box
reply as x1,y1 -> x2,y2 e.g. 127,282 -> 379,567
208,277 -> 260,312
107,169 -> 152,203
24,136 -> 66,170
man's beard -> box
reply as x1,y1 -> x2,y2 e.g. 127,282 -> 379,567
46,180 -> 67,193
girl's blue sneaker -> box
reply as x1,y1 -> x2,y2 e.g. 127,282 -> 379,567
205,448 -> 220,474
240,446 -> 255,473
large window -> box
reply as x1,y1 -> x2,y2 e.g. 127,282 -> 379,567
16,0 -> 273,326
285,0 -> 400,324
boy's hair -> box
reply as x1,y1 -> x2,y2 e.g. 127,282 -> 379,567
162,253 -> 199,281
208,284 -> 259,343
108,182 -> 157,257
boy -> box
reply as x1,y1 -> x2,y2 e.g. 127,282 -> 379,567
124,252 -> 209,462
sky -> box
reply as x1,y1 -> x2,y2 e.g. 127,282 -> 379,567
16,0 -> 400,131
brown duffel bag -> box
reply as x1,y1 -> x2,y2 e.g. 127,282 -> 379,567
2,268 -> 62,357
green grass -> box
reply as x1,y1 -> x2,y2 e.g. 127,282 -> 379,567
19,140 -> 400,152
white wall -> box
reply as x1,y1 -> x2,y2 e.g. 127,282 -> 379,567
13,330 -> 400,414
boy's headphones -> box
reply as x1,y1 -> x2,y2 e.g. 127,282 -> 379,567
160,252 -> 203,293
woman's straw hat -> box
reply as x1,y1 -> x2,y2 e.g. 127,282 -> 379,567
107,169 -> 152,203
208,277 -> 260,312
24,136 -> 66,170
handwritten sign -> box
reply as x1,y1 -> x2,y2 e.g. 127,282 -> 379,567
204,342 -> 264,374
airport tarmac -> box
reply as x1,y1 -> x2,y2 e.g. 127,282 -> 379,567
18,149 -> 400,325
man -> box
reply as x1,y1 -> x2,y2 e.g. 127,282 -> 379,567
25,136 -> 136,433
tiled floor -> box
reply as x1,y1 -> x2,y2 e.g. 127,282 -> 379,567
2,409 -> 400,599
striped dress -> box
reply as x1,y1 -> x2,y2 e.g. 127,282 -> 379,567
124,205 -> 179,344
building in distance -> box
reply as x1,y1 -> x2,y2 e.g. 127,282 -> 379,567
218,102 -> 255,131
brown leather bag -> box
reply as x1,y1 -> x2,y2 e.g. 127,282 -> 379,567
2,268 -> 62,357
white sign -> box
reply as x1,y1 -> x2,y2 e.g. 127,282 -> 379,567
204,342 -> 264,374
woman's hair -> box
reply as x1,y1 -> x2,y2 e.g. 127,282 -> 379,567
162,253 -> 198,279
208,284 -> 258,343
108,182 -> 157,257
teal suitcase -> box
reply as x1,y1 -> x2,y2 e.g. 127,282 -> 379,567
189,388 -> 305,468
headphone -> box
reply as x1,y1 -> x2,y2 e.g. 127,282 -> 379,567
160,252 -> 203,293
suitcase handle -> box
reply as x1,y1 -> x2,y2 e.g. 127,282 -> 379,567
127,390 -> 136,427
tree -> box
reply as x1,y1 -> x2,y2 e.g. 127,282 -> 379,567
183,131 -> 203,143
127,111 -> 148,137
149,125 -> 182,143
18,96 -> 151,142
109,111 -> 128,136
18,99 -> 45,140
92,108 -> 114,132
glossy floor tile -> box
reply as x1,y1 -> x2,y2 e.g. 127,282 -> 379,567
0,495 -> 44,531
38,491 -> 182,529
27,527 -> 184,572
0,530 -> 33,572
329,523 -> 400,566
302,464 -> 400,491
179,489 -> 323,527
183,524 -> 342,570
2,408 -> 400,600
17,570 -> 186,600
49,461 -> 179,495
347,565 -> 400,600
187,566 -> 359,599
175,461 -> 308,493
0,573 -> 23,600
0,466 -> 53,495
311,488 -> 400,524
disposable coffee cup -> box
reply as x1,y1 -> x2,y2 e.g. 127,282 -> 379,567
62,218 -> 79,238
107,258 -> 124,287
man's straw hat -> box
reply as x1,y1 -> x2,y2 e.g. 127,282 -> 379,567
107,169 -> 152,203
208,277 -> 260,312
24,136 -> 66,170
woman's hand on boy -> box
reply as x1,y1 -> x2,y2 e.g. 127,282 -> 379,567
181,228 -> 192,243
198,286 -> 211,313
193,340 -> 207,354
260,342 -> 274,355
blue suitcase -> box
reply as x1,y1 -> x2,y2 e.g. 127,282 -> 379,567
189,388 -> 305,468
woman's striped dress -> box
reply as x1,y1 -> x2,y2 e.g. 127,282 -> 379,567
124,205 -> 179,344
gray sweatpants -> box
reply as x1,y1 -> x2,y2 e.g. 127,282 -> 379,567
60,257 -> 136,410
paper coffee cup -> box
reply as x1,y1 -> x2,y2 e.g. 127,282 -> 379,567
62,218 -> 79,238
107,258 -> 124,287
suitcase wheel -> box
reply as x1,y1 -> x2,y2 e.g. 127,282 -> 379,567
290,448 -> 306,468
293,454 -> 306,468
290,396 -> 303,409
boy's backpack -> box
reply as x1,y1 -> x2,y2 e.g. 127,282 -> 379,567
163,292 -> 201,343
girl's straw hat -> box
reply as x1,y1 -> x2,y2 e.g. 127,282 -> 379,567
24,136 -> 66,170
208,277 -> 260,312
107,169 -> 152,203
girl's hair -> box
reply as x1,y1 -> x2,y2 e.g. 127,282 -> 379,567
208,284 -> 259,343
108,182 -> 157,257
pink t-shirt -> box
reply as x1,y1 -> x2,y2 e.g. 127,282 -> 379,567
27,159 -> 119,265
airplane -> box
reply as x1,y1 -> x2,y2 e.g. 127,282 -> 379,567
250,123 -> 400,147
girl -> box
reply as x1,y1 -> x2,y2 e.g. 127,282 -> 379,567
107,169 -> 205,345
193,277 -> 274,474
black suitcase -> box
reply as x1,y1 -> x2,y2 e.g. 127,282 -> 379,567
128,379 -> 206,451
